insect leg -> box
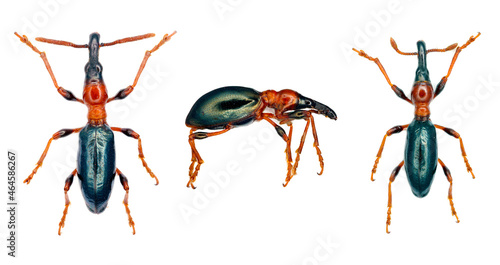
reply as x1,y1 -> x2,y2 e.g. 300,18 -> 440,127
290,113 -> 311,177
260,114 -> 294,187
434,125 -> 475,179
187,125 -> 232,189
188,129 -> 203,189
25,128 -> 82,184
281,110 -> 315,179
438,159 -> 460,223
107,31 -> 177,102
386,160 -> 404,234
352,48 -> 412,104
279,110 -> 327,181
435,33 -> 480,97
58,169 -> 76,235
188,147 -> 197,182
309,114 -> 325,175
371,125 -> 408,181
116,168 -> 136,235
111,127 -> 159,185
14,33 -> 84,103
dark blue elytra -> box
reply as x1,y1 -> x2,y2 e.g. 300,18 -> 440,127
77,124 -> 116,213
186,86 -> 263,129
404,119 -> 438,197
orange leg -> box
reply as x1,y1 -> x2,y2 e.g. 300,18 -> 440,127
111,127 -> 159,185
107,31 -> 177,102
438,159 -> 460,223
284,124 -> 294,186
188,148 -> 197,180
386,160 -> 404,234
371,125 -> 408,181
352,48 -> 412,104
309,114 -> 324,175
260,114 -> 294,187
116,168 -> 136,234
187,125 -> 232,189
434,125 -> 475,179
14,33 -> 84,103
58,169 -> 76,235
25,128 -> 82,184
187,129 -> 203,189
277,110 -> 326,185
291,114 -> 311,178
435,33 -> 480,97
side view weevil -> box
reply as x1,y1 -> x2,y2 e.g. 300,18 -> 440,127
185,86 -> 337,189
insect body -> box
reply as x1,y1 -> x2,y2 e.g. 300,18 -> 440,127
185,86 -> 337,189
15,31 -> 176,234
353,33 -> 479,233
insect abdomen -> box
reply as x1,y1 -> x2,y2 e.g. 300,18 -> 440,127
404,119 -> 438,198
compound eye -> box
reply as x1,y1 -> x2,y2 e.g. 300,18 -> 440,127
84,63 -> 90,73
95,64 -> 101,73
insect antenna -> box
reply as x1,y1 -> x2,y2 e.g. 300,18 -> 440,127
426,43 -> 458,53
390,37 -> 457,55
35,37 -> 88,48
100,33 -> 155,47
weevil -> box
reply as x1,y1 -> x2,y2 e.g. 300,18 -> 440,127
353,33 -> 479,233
15,31 -> 176,235
185,86 -> 337,189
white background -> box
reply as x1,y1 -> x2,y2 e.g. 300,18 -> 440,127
1,0 -> 499,264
